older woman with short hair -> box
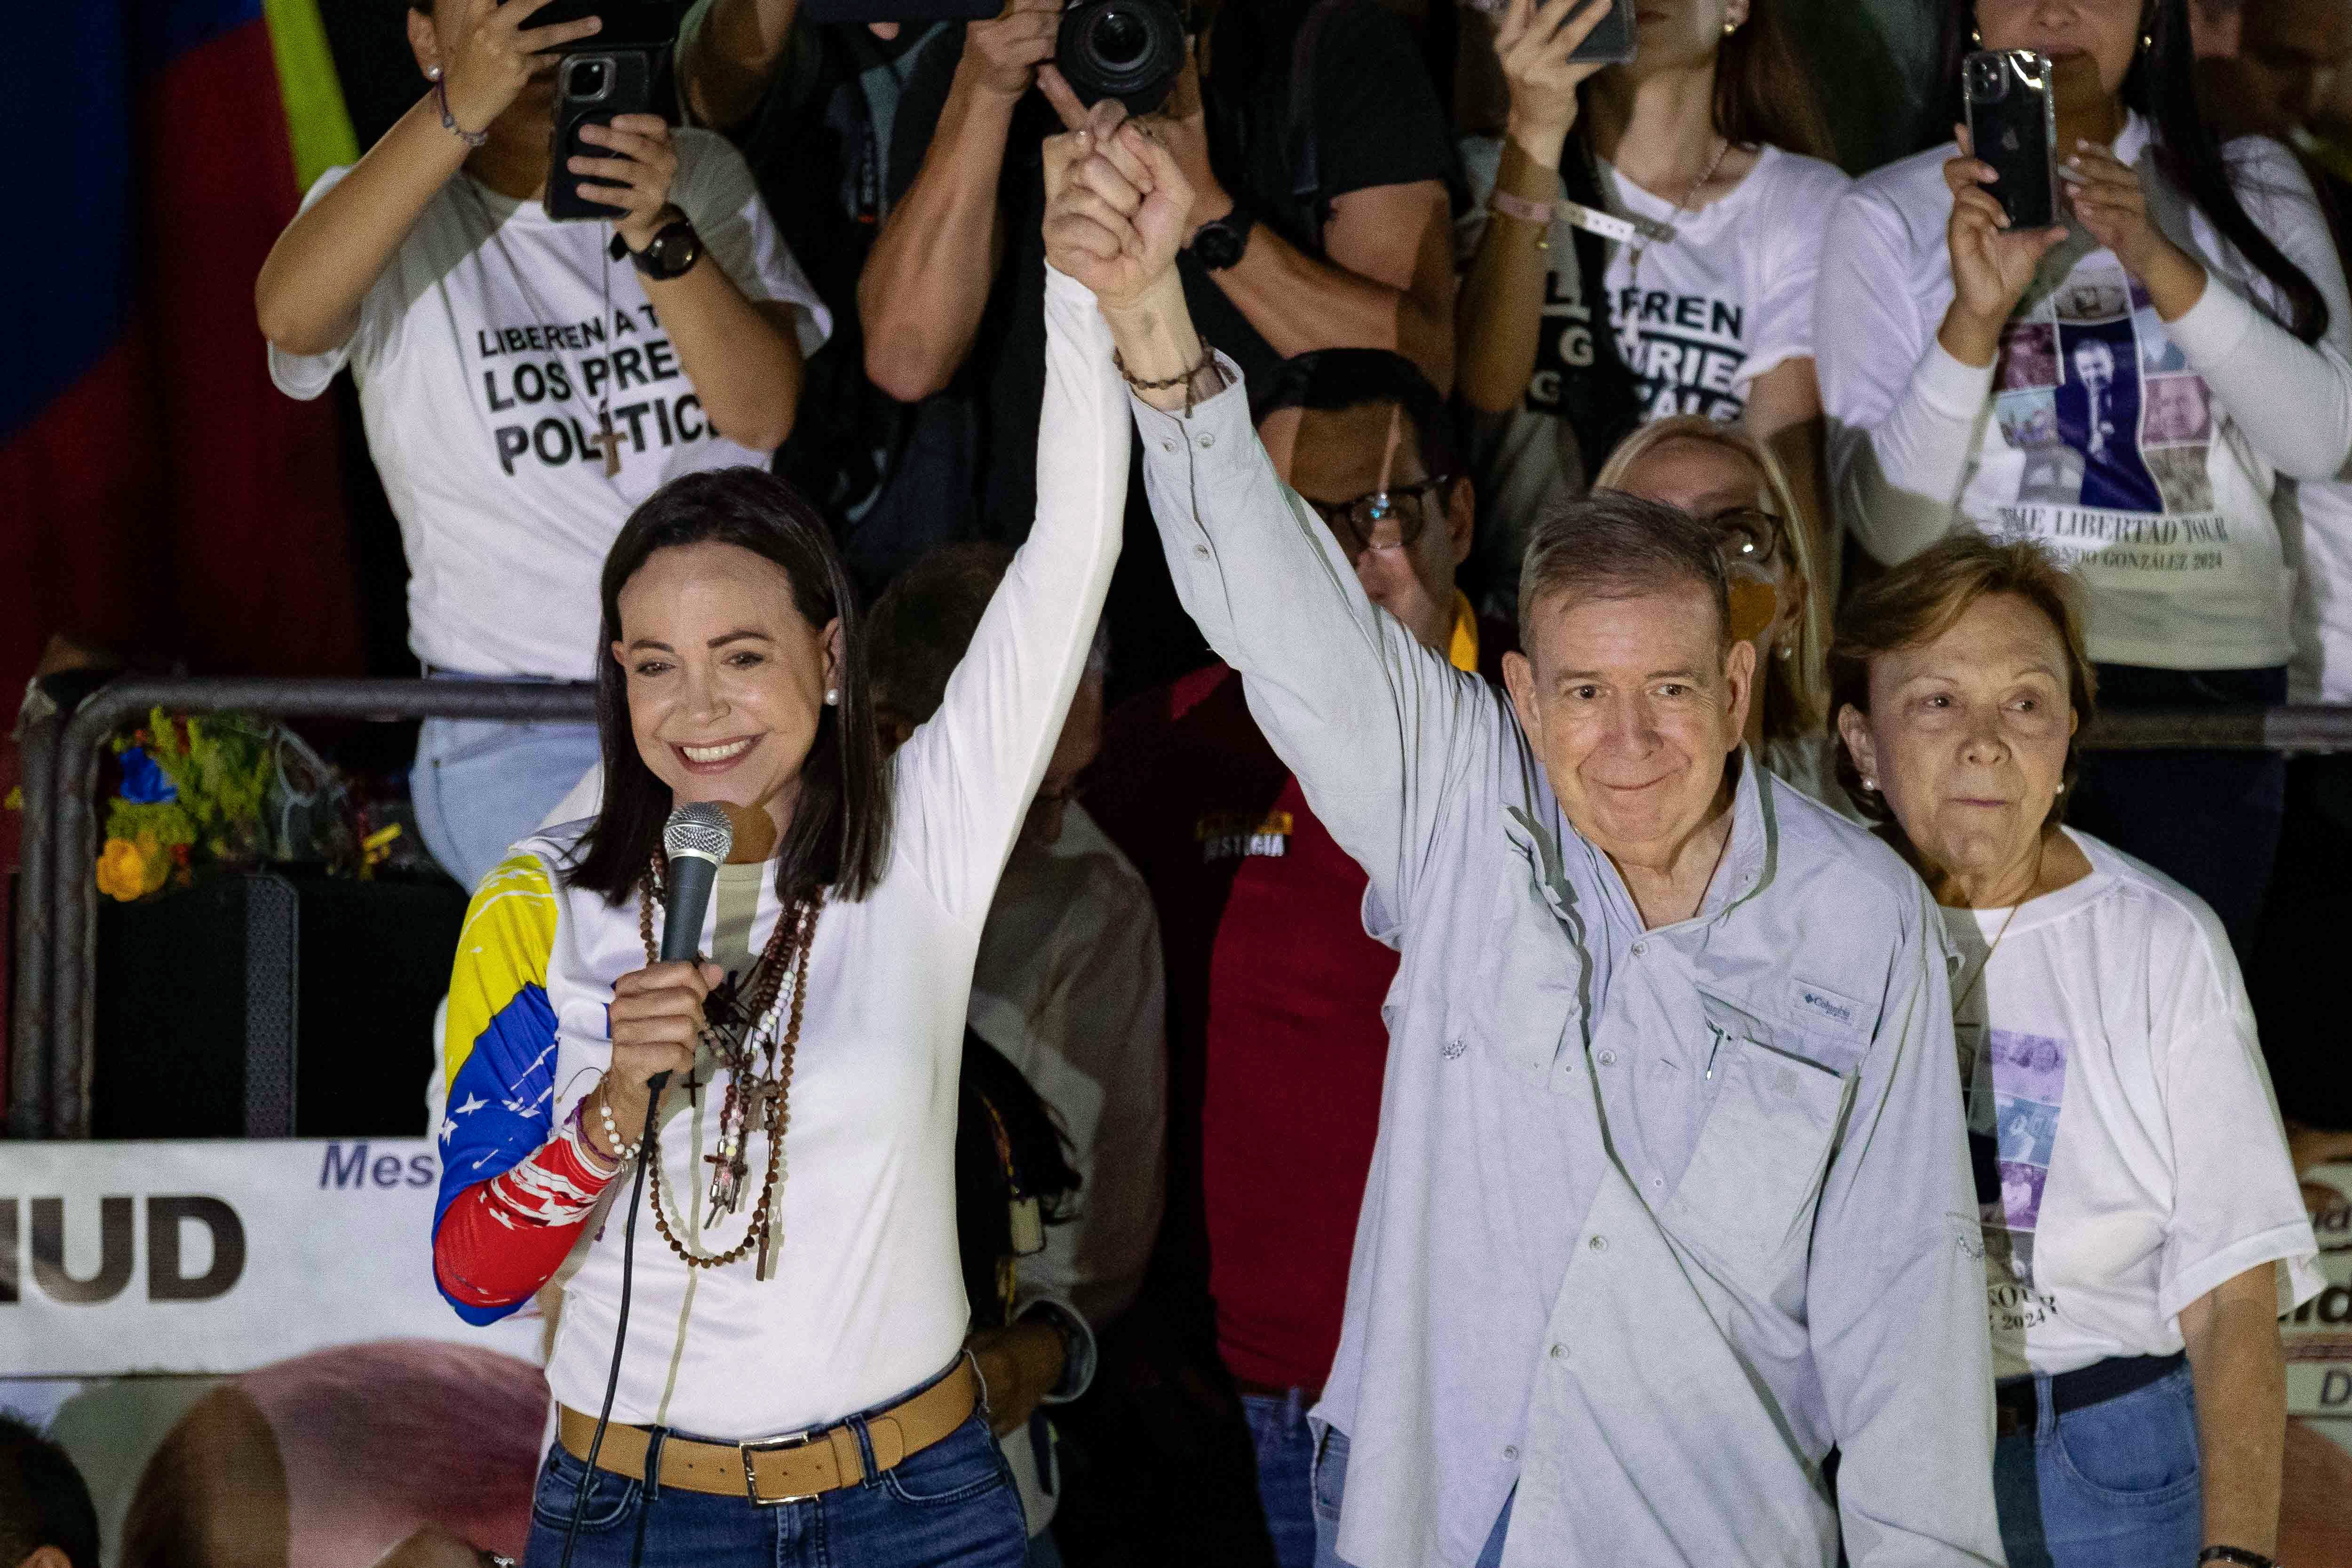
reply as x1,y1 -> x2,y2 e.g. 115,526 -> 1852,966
1831,532 -> 2319,1568
1594,415 -> 1843,811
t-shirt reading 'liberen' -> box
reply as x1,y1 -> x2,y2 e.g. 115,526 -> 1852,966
1456,137 -> 1851,526
1944,829 -> 2318,1379
268,129 -> 829,680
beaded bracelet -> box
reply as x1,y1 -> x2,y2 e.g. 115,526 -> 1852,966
563,1096 -> 621,1178
426,67 -> 490,149
592,1083 -> 644,1164
1113,345 -> 1221,416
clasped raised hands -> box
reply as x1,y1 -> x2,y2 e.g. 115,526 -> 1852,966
1038,80 -> 1194,311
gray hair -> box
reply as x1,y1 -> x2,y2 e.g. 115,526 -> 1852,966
1516,489 -> 1732,647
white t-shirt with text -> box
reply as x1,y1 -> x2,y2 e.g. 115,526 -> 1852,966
1945,829 -> 2318,1378
268,129 -> 829,679
1456,138 -> 1851,530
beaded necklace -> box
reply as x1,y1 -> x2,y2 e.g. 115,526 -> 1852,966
634,856 -> 824,1276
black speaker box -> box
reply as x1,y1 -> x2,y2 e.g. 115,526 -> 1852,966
92,870 -> 468,1139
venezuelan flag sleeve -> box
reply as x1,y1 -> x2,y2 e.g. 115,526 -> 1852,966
433,852 -> 565,1323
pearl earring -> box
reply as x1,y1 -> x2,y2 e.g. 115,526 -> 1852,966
1863,776 -> 1878,792
1721,14 -> 1738,33
1775,642 -> 1794,661
824,688 -> 839,707
1971,24 -> 1982,45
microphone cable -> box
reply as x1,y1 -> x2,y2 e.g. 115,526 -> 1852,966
556,1083 -> 664,1568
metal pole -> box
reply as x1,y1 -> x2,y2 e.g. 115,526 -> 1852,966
2082,704 -> 2352,753
9,690 -> 61,1138
50,678 -> 597,1138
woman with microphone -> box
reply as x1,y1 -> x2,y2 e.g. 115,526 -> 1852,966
423,106 -> 1158,1567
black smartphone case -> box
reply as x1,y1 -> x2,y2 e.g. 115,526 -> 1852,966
1964,49 -> 2057,230
548,48 -> 663,223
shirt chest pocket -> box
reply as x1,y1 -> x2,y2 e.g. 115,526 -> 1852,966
1467,826 -> 1587,1092
1660,988 -> 1854,1285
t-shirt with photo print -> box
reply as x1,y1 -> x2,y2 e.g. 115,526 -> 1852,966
1943,828 -> 2318,1377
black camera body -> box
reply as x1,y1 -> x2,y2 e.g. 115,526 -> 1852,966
1057,0 -> 1187,115
803,0 -> 1187,116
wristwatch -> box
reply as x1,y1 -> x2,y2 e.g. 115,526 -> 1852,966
1186,199 -> 1255,272
613,213 -> 702,281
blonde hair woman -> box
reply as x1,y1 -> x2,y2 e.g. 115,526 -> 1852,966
1594,414 -> 1845,811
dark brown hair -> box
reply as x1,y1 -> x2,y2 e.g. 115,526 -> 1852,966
1828,533 -> 2098,828
867,542 -> 1017,734
1709,0 -> 1839,159
564,468 -> 892,906
1517,489 -> 1732,647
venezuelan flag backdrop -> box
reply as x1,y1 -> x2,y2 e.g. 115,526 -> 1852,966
1,0 -> 369,699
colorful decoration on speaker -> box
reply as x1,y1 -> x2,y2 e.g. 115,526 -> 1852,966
98,708 -> 274,901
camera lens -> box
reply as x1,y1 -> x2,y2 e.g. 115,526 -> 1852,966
567,58 -> 610,99
1089,8 -> 1150,70
1967,55 -> 2003,99
1058,0 -> 1184,113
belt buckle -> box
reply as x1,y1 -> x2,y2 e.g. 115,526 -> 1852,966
741,1428 -> 825,1506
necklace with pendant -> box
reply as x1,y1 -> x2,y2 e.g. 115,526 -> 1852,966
1627,136 -> 1731,287
634,858 -> 824,1275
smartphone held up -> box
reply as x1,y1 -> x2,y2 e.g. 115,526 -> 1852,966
520,0 -> 689,220
1466,0 -> 1637,66
1963,48 -> 2058,230
807,0 -> 1188,112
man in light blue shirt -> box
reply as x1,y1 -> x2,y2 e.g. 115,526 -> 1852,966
1033,105 -> 2002,1568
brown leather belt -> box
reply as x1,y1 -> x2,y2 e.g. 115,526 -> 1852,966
557,1357 -> 979,1504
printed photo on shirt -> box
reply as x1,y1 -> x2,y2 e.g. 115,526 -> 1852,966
1996,388 -> 2059,448
2144,374 -> 2213,446
2053,274 -> 2130,323
2146,445 -> 2218,512
1997,321 -> 2059,390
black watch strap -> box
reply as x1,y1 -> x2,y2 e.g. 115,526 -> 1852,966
609,214 -> 700,280
2199,1548 -> 2280,1568
1186,201 -> 1255,272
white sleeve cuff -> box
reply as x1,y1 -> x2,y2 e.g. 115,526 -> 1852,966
2157,1220 -> 2321,1326
1015,1294 -> 1098,1404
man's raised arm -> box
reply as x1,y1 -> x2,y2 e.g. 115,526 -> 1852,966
1045,101 -> 1495,912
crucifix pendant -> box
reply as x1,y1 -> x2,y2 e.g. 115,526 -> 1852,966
704,1132 -> 747,1221
599,410 -> 621,477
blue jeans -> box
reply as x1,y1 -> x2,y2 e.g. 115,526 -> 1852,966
521,1406 -> 1028,1568
1310,1430 -> 1511,1568
412,705 -> 601,891
1240,1391 -> 1318,1568
1992,1362 -> 2202,1568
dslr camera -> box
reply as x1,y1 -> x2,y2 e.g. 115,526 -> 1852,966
806,0 -> 1189,114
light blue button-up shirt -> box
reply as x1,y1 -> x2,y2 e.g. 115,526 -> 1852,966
1122,362 -> 2003,1568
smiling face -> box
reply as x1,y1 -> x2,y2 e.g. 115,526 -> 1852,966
613,541 -> 841,844
1974,0 -> 2147,94
1503,581 -> 1754,870
1837,592 -> 2078,900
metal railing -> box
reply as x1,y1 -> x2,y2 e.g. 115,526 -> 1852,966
16,679 -> 2352,1138
11,677 -> 596,1139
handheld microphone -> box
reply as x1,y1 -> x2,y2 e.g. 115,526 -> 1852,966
650,802 -> 733,1092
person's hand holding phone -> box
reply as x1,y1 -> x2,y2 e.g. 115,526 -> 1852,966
1939,122 -> 2068,366
1040,95 -> 1194,310
1496,0 -> 1618,168
2062,140 -> 2198,298
568,114 -> 683,253
959,0 -> 1063,101
431,0 -> 601,135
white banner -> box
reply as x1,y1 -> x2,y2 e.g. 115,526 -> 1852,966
0,1138 -> 541,1376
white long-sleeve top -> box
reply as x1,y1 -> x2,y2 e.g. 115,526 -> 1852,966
1817,115 -> 2352,669
432,266 -> 1127,1438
